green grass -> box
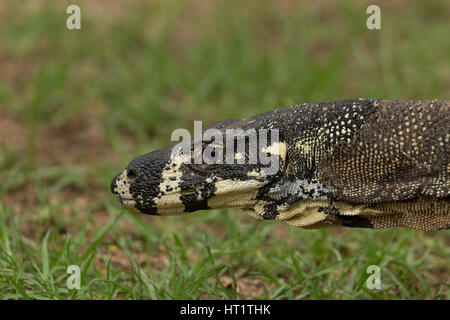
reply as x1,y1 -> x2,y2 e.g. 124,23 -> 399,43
0,0 -> 448,299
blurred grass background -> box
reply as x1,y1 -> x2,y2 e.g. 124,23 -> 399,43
0,0 -> 448,299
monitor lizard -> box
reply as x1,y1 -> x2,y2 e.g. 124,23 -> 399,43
111,99 -> 449,230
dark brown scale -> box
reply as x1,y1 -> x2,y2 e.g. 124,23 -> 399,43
319,100 -> 449,202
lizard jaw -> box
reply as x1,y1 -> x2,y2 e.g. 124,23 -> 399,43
116,196 -> 137,208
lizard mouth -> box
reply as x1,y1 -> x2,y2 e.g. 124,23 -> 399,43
116,193 -> 186,214
116,196 -> 137,208
113,173 -> 269,215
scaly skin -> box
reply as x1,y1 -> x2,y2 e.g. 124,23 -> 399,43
111,99 -> 449,230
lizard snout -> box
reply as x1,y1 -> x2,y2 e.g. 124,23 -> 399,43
110,168 -> 142,195
110,173 -> 121,194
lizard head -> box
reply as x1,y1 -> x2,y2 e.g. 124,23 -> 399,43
110,119 -> 287,216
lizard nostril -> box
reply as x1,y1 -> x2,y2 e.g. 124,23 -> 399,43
127,169 -> 137,182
